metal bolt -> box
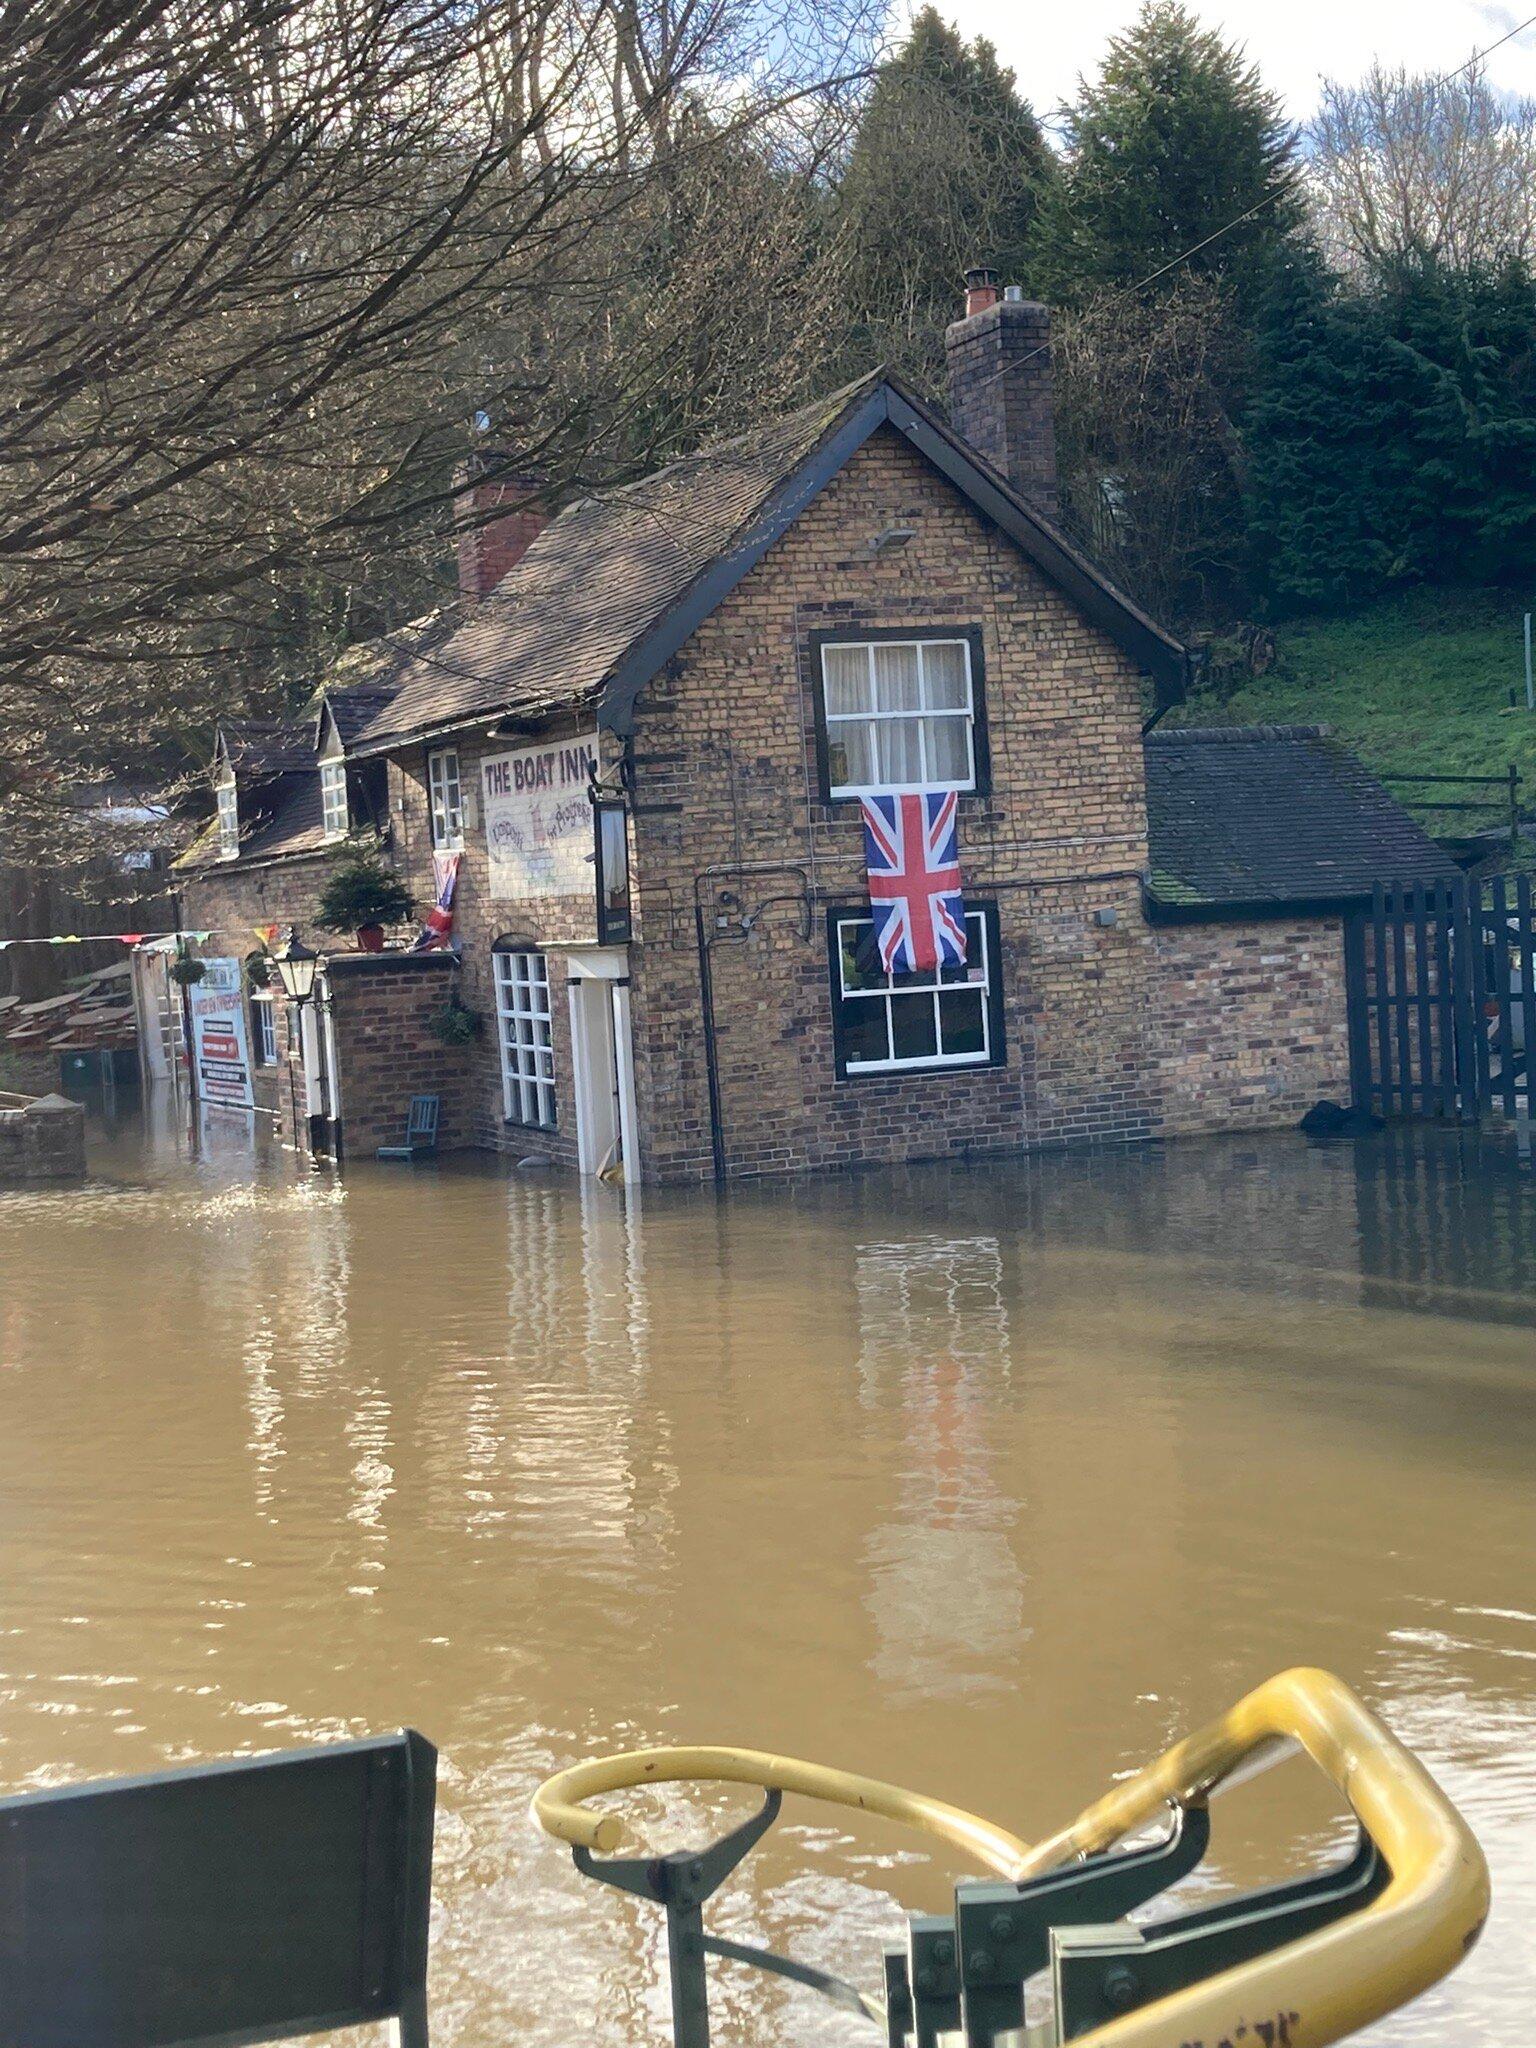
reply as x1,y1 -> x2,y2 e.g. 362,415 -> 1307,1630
915,1967 -> 936,1993
1103,1965 -> 1140,2012
933,1938 -> 954,1966
989,1910 -> 1014,1940
968,1949 -> 993,1979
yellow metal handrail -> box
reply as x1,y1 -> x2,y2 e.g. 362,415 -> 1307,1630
532,1743 -> 1033,1874
531,1667 -> 1489,2048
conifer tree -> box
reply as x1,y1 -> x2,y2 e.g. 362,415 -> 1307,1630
835,8 -> 1055,385
1031,0 -> 1301,317
1245,250 -> 1536,606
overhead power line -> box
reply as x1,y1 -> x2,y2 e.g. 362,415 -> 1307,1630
982,8 -> 1536,394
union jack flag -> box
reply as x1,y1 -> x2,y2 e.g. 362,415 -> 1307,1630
860,790 -> 966,975
411,850 -> 461,951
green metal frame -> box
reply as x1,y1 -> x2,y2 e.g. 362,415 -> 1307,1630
565,1781 -> 1387,2048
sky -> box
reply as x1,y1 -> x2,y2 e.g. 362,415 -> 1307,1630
928,2 -> 1536,124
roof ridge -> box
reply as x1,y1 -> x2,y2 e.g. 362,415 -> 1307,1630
560,369 -> 889,517
1147,722 -> 1332,745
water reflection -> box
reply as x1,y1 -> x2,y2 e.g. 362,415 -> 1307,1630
0,1115 -> 1532,2047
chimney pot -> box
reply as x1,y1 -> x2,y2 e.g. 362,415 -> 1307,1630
963,265 -> 1002,318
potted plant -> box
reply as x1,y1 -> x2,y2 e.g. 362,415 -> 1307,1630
317,845 -> 414,952
427,995 -> 482,1046
245,948 -> 272,991
169,949 -> 206,987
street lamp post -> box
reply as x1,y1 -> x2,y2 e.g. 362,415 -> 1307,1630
273,932 -> 324,1155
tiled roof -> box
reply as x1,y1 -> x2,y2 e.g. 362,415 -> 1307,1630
176,772 -> 332,872
1145,725 -> 1462,914
349,376 -> 888,754
314,609 -> 463,747
216,717 -> 314,777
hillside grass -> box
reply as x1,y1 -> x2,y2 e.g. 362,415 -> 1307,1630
1172,588 -> 1536,844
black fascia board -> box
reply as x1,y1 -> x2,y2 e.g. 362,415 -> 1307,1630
880,385 -> 1187,705
597,385 -> 893,736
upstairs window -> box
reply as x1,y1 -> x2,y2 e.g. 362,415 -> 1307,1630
818,634 -> 982,799
320,758 -> 349,841
216,778 -> 239,860
428,746 -> 464,850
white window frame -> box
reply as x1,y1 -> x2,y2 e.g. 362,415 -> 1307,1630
428,746 -> 464,850
833,908 -> 996,1075
216,775 -> 239,860
253,994 -> 278,1066
494,949 -> 556,1127
820,636 -> 978,799
319,757 -> 349,842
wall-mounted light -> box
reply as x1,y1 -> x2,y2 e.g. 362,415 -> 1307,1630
593,801 -> 631,945
866,525 -> 916,559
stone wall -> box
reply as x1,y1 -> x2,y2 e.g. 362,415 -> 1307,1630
1151,917 -> 1350,1135
0,1091 -> 86,1181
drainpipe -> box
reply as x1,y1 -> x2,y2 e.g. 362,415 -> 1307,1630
693,905 -> 726,1188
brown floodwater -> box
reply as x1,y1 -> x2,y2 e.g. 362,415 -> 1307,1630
1,1097 -> 1534,2048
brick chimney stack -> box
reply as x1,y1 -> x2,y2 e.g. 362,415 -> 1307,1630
944,267 -> 1058,522
454,454 -> 548,601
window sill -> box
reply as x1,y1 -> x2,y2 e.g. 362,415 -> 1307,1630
837,1055 -> 1002,1083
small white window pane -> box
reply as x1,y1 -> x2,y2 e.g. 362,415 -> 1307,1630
922,642 -> 970,709
877,718 -> 924,785
822,645 -> 871,716
872,643 -> 921,712
924,716 -> 972,786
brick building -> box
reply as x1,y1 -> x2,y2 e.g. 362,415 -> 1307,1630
178,273 -> 1456,1179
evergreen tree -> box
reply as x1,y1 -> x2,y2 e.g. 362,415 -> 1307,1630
1030,1 -> 1301,317
1246,250 -> 1536,607
834,8 -> 1055,387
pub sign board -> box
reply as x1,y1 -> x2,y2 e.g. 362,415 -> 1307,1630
188,956 -> 254,1111
482,732 -> 597,901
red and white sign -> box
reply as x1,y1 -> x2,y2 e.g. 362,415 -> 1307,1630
188,957 -> 254,1110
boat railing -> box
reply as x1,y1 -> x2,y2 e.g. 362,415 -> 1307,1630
532,1665 -> 1489,2048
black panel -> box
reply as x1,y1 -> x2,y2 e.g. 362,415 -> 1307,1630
0,1729 -> 436,2048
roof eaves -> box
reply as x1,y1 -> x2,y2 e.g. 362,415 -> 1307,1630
598,382 -> 893,736
882,382 -> 1187,703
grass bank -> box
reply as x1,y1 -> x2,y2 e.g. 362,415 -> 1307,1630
1173,588 -> 1536,843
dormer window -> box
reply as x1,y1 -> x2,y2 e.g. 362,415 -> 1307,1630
428,746 -> 464,850
216,775 -> 239,860
320,757 -> 349,841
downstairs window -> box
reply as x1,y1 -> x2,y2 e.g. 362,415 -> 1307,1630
829,903 -> 1003,1078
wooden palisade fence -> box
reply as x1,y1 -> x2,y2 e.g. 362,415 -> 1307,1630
1345,877 -> 1536,1123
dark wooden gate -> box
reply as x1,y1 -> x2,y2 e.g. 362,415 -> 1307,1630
1344,876 -> 1536,1122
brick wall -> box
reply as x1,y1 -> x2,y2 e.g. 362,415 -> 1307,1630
177,851 -> 353,1127
622,424 -> 1158,1180
383,733 -> 606,1166
1151,917 -> 1350,1135
324,951 -> 471,1156
177,849 -> 348,951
